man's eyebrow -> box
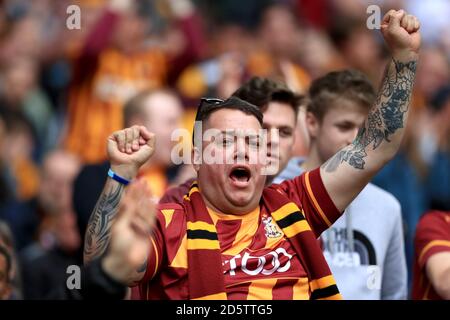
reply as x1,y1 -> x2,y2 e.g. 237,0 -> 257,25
217,130 -> 263,139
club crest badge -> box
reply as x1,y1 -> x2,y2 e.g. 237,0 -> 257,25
262,216 -> 283,238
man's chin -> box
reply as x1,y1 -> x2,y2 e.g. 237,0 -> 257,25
226,192 -> 254,208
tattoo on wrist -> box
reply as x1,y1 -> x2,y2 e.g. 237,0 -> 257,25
323,58 -> 417,172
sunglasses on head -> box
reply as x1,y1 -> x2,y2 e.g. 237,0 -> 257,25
199,97 -> 224,107
195,97 -> 225,120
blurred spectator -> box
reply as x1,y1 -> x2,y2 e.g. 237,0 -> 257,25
298,28 -> 346,79
0,56 -> 53,154
123,89 -> 184,197
0,245 -> 12,300
19,149 -> 81,299
372,107 -> 427,288
20,210 -> 81,299
0,220 -> 21,300
176,23 -> 252,102
177,3 -> 311,101
63,0 -> 168,163
414,47 -> 450,107
412,210 -> 450,300
63,0 -> 204,164
254,4 -> 311,92
424,86 -> 450,212
330,19 -> 384,84
18,149 -> 80,253
0,110 -> 39,249
275,69 -> 407,299
74,88 -> 183,238
176,3 -> 311,154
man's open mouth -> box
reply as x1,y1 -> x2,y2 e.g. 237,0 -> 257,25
229,166 -> 251,184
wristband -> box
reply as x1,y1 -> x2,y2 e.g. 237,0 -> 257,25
108,168 -> 131,186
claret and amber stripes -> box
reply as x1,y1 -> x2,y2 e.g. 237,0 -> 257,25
186,221 -> 220,250
272,202 -> 311,238
309,275 -> 341,300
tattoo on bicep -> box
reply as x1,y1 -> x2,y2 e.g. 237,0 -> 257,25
84,183 -> 124,261
323,59 -> 417,172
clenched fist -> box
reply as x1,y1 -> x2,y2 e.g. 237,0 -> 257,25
381,10 -> 421,61
108,125 -> 156,179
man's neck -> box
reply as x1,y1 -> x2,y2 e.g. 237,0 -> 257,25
265,176 -> 274,186
198,185 -> 258,216
301,143 -> 323,172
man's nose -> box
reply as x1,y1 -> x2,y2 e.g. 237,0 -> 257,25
233,138 -> 249,162
267,129 -> 279,153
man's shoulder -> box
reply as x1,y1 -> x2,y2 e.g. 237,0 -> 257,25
418,210 -> 450,230
155,202 -> 186,230
159,178 -> 195,205
157,202 -> 185,211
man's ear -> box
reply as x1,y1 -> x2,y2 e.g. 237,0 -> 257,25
191,146 -> 201,171
305,111 -> 320,139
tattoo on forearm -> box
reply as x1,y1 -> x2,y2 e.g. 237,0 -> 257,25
323,58 -> 417,172
84,183 -> 124,262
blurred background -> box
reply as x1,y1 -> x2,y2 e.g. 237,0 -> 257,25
0,0 -> 449,299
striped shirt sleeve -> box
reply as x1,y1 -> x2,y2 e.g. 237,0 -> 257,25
415,211 -> 450,269
277,167 -> 342,237
140,211 -> 165,284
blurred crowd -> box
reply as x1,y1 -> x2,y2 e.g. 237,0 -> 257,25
0,0 -> 449,299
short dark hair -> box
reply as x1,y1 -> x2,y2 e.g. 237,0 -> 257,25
232,77 -> 304,117
193,96 -> 263,145
0,245 -> 11,284
307,70 -> 376,121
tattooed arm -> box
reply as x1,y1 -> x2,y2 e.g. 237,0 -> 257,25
321,10 -> 421,212
84,125 -> 156,285
84,179 -> 124,263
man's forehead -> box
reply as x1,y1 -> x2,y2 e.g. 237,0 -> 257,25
205,108 -> 262,129
263,101 -> 297,127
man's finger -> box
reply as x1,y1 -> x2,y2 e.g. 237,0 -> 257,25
382,9 -> 396,24
139,126 -> 155,144
408,15 -> 416,32
401,15 -> 413,33
388,9 -> 405,29
136,197 -> 156,228
114,130 -> 126,153
413,17 -> 420,32
125,128 -> 133,154
131,125 -> 140,151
